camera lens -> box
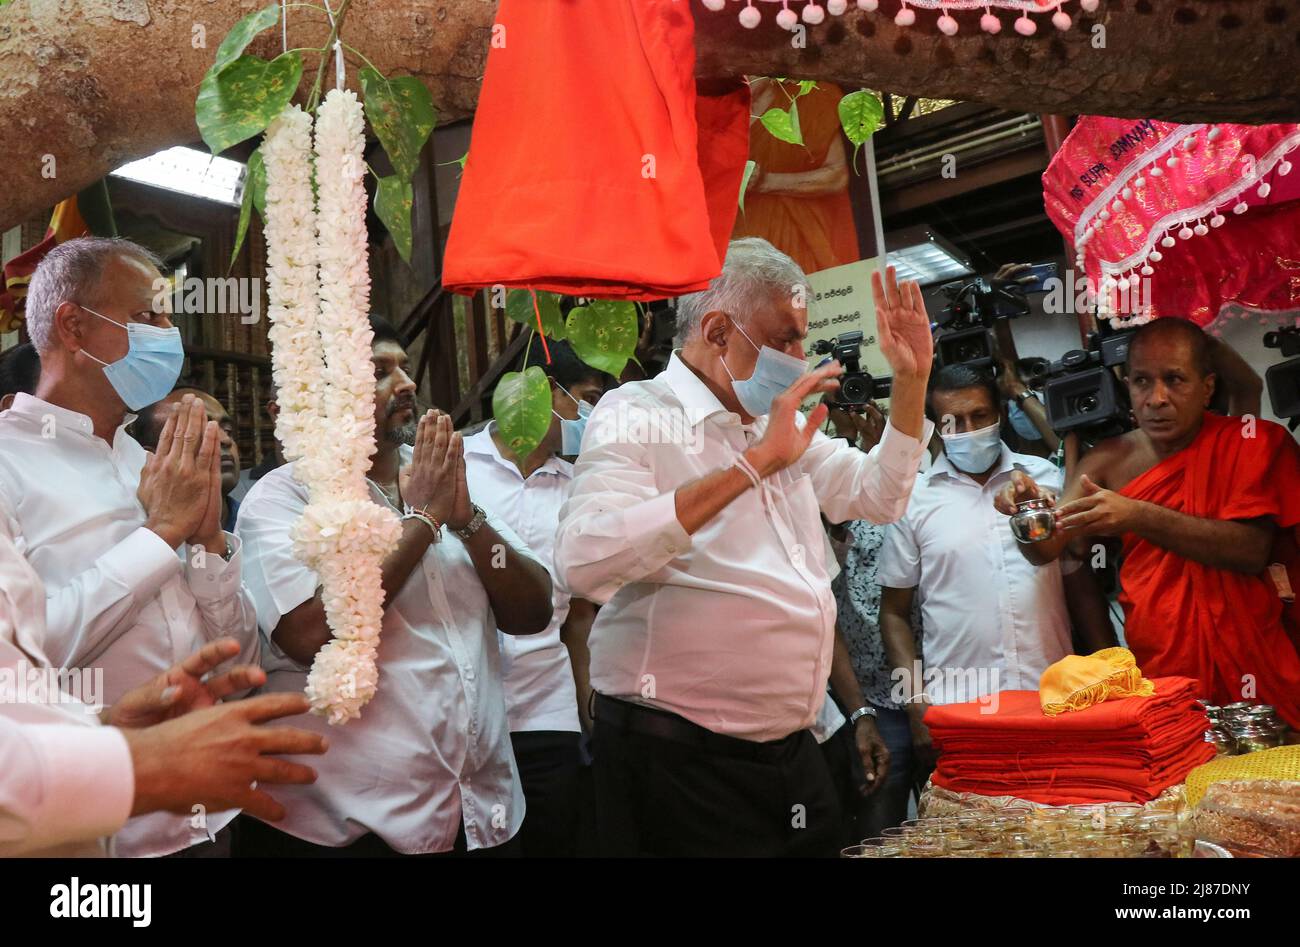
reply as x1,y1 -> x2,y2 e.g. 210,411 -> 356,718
1070,393 -> 1099,415
840,374 -> 869,404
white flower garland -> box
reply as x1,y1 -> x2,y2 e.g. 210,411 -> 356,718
262,92 -> 401,724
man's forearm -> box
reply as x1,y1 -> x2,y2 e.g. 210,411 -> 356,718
561,599 -> 596,732
880,609 -> 920,703
760,164 -> 849,197
829,625 -> 867,712
673,460 -> 757,535
462,525 -> 553,635
1130,503 -> 1273,573
1060,555 -> 1117,652
381,520 -> 436,605
884,373 -> 926,442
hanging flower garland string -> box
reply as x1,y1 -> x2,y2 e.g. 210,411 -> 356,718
263,92 -> 402,725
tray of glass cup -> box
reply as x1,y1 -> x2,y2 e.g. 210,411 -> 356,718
841,800 -> 1194,858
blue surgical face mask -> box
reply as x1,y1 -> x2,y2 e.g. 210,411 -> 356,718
940,421 -> 1004,474
1008,398 -> 1043,441
79,306 -> 184,411
552,383 -> 594,455
719,319 -> 806,417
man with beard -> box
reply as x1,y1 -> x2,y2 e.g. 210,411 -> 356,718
996,317 -> 1300,728
234,315 -> 555,856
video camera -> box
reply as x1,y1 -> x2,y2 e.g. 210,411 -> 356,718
811,330 -> 892,410
933,263 -> 1057,370
1041,325 -> 1136,437
1264,326 -> 1300,427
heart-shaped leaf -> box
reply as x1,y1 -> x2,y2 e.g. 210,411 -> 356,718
566,300 -> 638,377
760,101 -> 803,146
230,147 -> 266,270
492,366 -> 553,459
838,90 -> 884,167
196,52 -> 302,155
359,67 -> 436,182
210,3 -> 282,76
505,289 -> 565,340
374,174 -> 413,263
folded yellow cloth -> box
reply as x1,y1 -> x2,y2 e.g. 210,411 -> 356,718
1039,647 -> 1156,716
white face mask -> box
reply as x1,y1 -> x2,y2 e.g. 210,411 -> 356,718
939,421 -> 1003,474
718,319 -> 806,417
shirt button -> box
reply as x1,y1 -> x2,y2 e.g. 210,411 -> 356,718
463,667 -> 475,680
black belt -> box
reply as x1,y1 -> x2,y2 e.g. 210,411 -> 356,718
593,693 -> 804,763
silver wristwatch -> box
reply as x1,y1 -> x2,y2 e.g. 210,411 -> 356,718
849,705 -> 878,726
453,503 -> 487,540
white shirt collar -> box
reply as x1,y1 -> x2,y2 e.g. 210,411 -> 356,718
8,392 -> 136,441
662,351 -> 741,429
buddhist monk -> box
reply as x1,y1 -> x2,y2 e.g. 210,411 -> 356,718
994,318 -> 1300,728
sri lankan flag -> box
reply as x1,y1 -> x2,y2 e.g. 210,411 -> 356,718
0,180 -> 115,334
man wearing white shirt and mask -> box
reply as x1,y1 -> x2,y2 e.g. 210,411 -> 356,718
554,238 -> 935,857
877,364 -> 1115,778
235,316 -> 554,857
463,337 -> 610,857
0,237 -> 261,857
0,497 -> 327,858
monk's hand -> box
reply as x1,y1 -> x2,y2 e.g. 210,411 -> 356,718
993,469 -> 1054,516
1054,474 -> 1140,536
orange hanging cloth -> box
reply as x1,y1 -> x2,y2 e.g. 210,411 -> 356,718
442,0 -> 750,301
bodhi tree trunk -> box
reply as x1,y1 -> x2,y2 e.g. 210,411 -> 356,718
1,0 -> 1297,229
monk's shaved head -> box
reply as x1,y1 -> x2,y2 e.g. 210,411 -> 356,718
1127,318 -> 1213,378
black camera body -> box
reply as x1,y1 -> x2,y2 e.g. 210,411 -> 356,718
933,276 -> 1038,369
1041,326 -> 1135,437
1264,326 -> 1300,423
811,330 -> 892,409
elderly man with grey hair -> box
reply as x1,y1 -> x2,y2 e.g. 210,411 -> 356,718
554,237 -> 935,857
0,236 -> 260,857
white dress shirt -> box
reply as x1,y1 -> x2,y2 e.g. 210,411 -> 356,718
0,507 -> 134,858
876,445 -> 1071,704
554,352 -> 932,742
0,393 -> 257,856
463,425 -> 580,733
235,448 -> 527,852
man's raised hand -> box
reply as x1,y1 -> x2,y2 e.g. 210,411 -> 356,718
746,362 -> 843,477
138,395 -> 220,549
871,265 -> 934,381
399,410 -> 458,527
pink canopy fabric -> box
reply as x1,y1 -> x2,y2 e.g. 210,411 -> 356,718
1042,117 -> 1300,330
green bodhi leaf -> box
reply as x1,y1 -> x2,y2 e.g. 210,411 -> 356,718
374,174 -> 414,263
208,3 -> 282,76
566,300 -> 638,377
493,367 -> 553,459
838,90 -> 884,168
739,159 -> 758,212
505,289 -> 565,340
360,67 -> 437,182
230,147 -> 266,270
196,52 -> 303,155
760,100 -> 803,146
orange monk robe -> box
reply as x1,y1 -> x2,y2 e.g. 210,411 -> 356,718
1118,412 -> 1300,727
732,81 -> 860,276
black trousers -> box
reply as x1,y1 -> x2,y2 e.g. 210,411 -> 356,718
231,814 -> 520,858
511,729 -> 582,858
592,696 -> 844,857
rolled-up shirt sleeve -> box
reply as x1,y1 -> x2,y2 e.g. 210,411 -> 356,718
804,419 -> 933,526
0,717 -> 134,857
183,533 -> 260,663
554,395 -> 692,605
234,473 -> 319,669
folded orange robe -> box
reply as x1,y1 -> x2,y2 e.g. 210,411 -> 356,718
1118,412 -> 1300,728
443,0 -> 750,300
928,678 -> 1214,804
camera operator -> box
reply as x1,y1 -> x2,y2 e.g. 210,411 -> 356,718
878,364 -> 1117,783
995,317 -> 1300,728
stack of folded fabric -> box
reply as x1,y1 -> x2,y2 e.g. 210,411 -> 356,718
927,677 -> 1216,805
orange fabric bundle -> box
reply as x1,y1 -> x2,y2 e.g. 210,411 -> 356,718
442,0 -> 751,301
927,677 -> 1215,805
1038,647 -> 1156,716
